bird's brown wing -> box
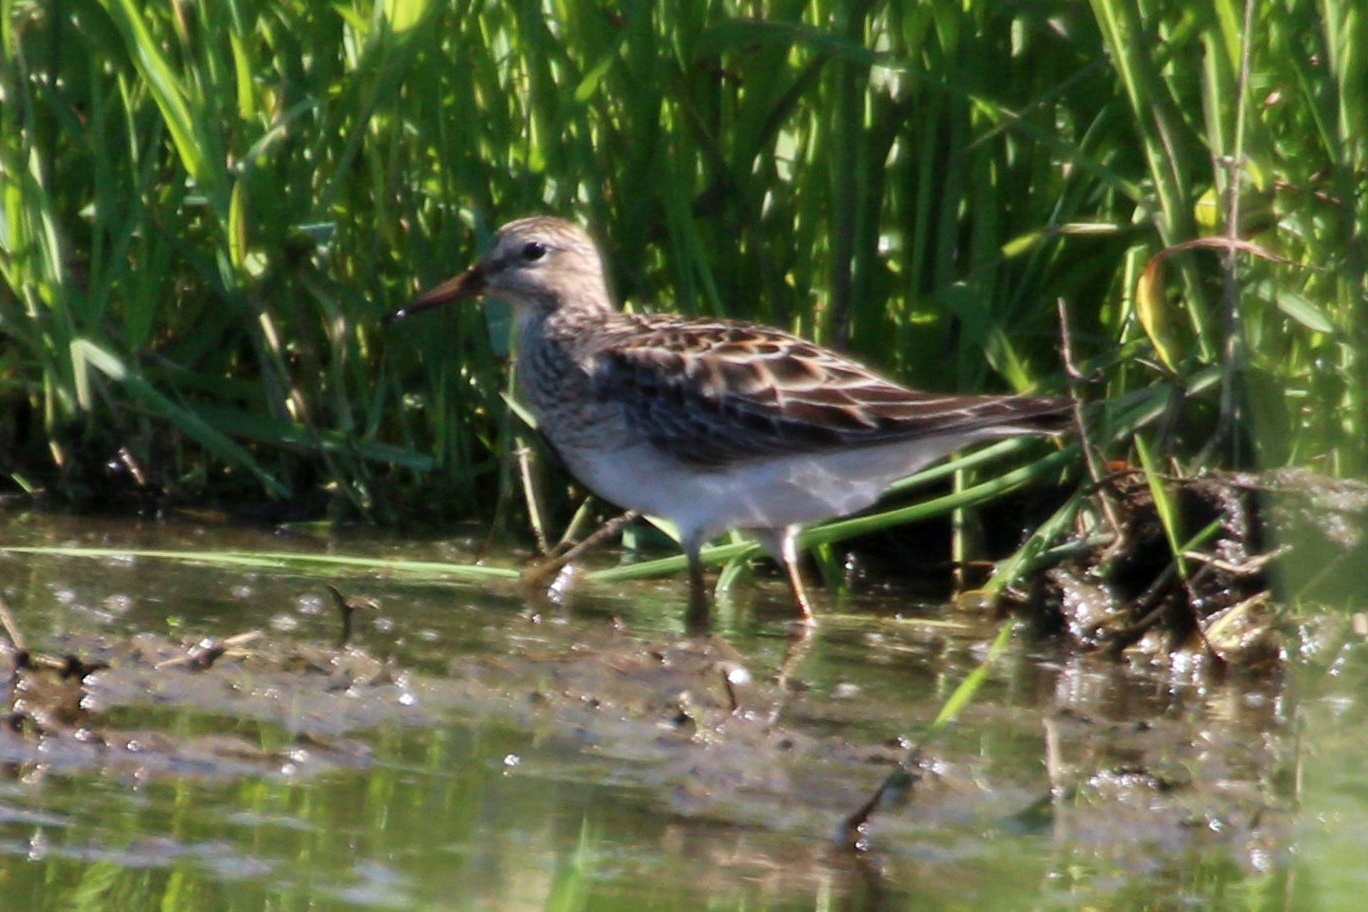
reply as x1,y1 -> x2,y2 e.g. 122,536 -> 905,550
588,314 -> 1069,467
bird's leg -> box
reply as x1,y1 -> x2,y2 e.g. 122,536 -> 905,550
754,526 -> 817,624
780,533 -> 818,625
768,621 -> 815,728
684,536 -> 711,634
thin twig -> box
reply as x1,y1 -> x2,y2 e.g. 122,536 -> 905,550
1103,559 -> 1180,655
553,510 -> 638,566
1182,544 -> 1289,576
516,439 -> 552,555
1056,297 -> 1124,539
521,510 -> 639,593
154,631 -> 263,670
1197,0 -> 1262,466
0,592 -> 25,651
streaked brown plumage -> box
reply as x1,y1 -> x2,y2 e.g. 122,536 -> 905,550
390,216 -> 1071,624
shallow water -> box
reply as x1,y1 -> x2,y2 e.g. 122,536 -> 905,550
0,511 -> 1362,911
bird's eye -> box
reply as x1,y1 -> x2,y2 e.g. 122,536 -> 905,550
521,241 -> 547,262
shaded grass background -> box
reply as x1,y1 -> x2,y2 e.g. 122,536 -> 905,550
1,0 -> 1364,538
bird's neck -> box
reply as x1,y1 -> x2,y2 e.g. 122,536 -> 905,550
520,287 -> 614,345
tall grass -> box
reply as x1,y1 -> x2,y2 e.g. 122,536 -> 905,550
1,0 -> 1364,535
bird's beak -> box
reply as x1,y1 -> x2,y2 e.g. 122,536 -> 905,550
384,264 -> 486,324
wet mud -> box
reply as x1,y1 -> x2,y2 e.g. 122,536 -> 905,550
1,593 -> 1296,875
0,504 -> 1351,907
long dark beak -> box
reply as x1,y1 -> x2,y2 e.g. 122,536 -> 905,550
384,265 -> 486,324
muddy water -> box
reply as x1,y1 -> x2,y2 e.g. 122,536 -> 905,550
0,512 -> 1361,910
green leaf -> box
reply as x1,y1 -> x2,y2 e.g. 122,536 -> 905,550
1275,288 -> 1336,334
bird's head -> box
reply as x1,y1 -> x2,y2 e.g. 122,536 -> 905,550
386,216 -> 611,323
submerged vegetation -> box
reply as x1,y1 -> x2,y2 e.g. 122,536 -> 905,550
1,0 -> 1365,593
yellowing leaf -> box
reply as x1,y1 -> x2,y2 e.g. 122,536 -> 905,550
1136,253 -> 1181,372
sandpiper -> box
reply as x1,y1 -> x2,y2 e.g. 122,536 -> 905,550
390,216 -> 1071,624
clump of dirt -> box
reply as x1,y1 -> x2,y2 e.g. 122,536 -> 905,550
1026,467 -> 1368,664
0,630 -> 387,782
0,612 -> 1292,868
1027,470 -> 1272,661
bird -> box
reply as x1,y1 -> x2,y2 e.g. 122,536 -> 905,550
388,216 -> 1071,626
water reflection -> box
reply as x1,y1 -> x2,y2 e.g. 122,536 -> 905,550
0,512 -> 1357,910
